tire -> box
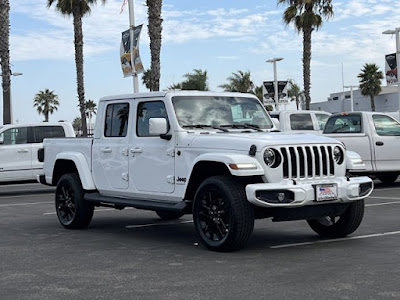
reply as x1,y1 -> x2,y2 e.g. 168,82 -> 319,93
55,173 -> 94,229
156,210 -> 184,220
193,176 -> 254,252
307,200 -> 365,238
378,174 -> 398,184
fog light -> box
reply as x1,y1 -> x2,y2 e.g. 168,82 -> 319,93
277,192 -> 285,202
256,191 -> 295,204
359,182 -> 372,197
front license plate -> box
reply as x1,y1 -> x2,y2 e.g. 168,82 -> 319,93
315,184 -> 338,202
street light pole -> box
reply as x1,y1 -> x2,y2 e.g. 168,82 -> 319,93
128,0 -> 139,93
266,58 -> 284,111
383,27 -> 400,121
344,85 -> 357,112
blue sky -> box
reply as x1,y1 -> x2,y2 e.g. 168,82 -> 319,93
2,0 -> 399,123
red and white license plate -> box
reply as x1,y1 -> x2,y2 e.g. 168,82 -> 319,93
315,184 -> 338,202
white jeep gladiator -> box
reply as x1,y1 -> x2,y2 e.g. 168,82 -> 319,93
39,91 -> 373,251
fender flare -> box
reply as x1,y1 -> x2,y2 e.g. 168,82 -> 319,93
54,152 -> 96,190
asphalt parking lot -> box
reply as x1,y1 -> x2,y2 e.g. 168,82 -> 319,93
0,182 -> 399,300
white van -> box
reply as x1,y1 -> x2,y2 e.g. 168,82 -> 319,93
0,122 -> 75,183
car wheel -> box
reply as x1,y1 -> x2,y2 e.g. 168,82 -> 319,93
55,173 -> 94,229
307,200 -> 364,238
378,174 -> 398,184
155,210 -> 184,220
193,176 -> 254,252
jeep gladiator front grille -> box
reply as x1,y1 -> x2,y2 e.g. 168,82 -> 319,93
280,145 -> 334,179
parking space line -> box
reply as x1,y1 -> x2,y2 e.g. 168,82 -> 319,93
0,193 -> 50,200
368,196 -> 400,200
0,201 -> 52,207
366,201 -> 400,207
126,220 -> 193,229
270,230 -> 400,249
43,207 -> 134,215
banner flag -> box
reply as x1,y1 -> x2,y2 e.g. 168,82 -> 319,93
120,24 -> 144,77
262,81 -> 289,105
385,53 -> 398,86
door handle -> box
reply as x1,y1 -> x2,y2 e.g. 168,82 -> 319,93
130,148 -> 143,154
18,149 -> 29,153
101,147 -> 112,153
376,141 -> 384,146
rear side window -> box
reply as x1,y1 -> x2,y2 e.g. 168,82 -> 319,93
324,114 -> 362,133
104,103 -> 130,137
290,114 -> 313,130
33,126 -> 65,143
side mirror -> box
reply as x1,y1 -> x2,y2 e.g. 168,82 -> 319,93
149,118 -> 168,136
271,118 -> 280,131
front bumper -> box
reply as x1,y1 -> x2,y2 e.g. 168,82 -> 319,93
245,176 -> 373,208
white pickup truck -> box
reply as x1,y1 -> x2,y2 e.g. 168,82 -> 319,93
323,112 -> 400,183
0,122 -> 75,183
269,110 -> 331,133
39,91 -> 373,251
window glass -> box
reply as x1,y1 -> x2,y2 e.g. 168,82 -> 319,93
137,101 -> 168,137
315,113 -> 330,130
172,96 -> 273,129
324,114 -> 362,133
104,103 -> 129,137
33,126 -> 65,143
373,115 -> 400,136
0,127 -> 28,145
289,114 -> 313,130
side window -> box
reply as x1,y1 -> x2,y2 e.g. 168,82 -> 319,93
373,115 -> 400,136
290,114 -> 313,130
104,103 -> 129,137
324,115 -> 362,133
315,114 -> 330,130
137,101 -> 168,137
0,127 -> 28,145
33,126 -> 66,143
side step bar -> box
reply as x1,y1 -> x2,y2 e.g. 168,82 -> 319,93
84,192 -> 190,213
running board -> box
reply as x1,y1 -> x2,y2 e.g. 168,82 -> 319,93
84,192 -> 190,213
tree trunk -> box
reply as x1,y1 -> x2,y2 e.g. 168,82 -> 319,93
73,5 -> 87,136
370,96 -> 375,112
296,98 -> 299,110
303,26 -> 312,110
147,0 -> 162,92
0,0 -> 11,124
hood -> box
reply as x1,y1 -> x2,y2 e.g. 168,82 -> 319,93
180,131 -> 342,152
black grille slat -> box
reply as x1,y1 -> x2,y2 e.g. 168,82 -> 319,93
280,145 -> 335,179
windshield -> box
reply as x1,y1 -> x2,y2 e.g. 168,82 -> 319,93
172,96 -> 273,129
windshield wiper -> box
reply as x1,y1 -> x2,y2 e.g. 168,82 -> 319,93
221,124 -> 263,132
182,124 -> 229,132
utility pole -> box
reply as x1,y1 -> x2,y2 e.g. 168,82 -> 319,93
128,0 -> 139,93
344,85 -> 357,112
266,58 -> 284,111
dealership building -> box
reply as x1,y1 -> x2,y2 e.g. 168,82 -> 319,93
310,85 -> 399,113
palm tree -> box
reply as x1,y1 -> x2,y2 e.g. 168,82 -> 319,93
146,0 -> 163,91
85,99 -> 97,134
358,63 -> 383,112
169,69 -> 209,91
72,116 -> 82,134
47,0 -> 107,136
219,70 -> 254,93
287,80 -> 304,110
141,69 -> 152,91
279,0 -> 334,110
33,89 -> 60,122
0,0 -> 11,124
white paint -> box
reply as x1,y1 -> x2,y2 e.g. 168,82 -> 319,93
366,201 -> 400,207
126,220 -> 193,229
270,230 -> 400,249
0,201 -> 52,207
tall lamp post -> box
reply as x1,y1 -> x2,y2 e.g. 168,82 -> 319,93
383,27 -> 400,121
128,0 -> 139,93
266,57 -> 284,111
344,85 -> 357,112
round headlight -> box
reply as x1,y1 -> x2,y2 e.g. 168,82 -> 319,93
263,148 -> 281,168
333,146 -> 344,164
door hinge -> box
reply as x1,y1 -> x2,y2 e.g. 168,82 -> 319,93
122,173 -> 129,181
167,175 -> 175,184
166,148 -> 175,157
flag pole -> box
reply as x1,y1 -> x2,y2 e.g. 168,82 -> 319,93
128,0 -> 139,93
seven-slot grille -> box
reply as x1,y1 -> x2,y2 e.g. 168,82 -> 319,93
280,145 -> 335,179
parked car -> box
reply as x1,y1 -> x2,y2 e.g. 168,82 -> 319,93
39,91 -> 372,252
269,110 -> 331,133
323,112 -> 400,183
0,122 -> 75,183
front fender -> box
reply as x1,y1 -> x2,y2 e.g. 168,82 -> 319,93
55,152 -> 96,190
346,150 -> 366,171
191,153 -> 265,176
